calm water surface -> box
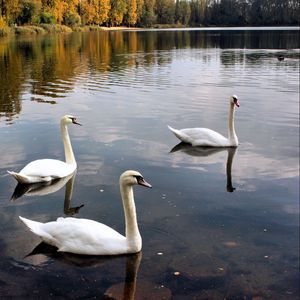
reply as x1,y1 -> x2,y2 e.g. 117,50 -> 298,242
0,28 -> 299,299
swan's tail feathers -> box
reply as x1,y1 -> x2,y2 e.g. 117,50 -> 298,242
167,125 -> 185,141
7,171 -> 30,184
167,125 -> 176,132
19,216 -> 44,237
167,125 -> 180,136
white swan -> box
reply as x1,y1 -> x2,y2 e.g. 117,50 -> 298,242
19,170 -> 152,256
168,95 -> 240,147
8,115 -> 81,184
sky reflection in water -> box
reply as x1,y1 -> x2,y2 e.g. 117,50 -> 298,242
0,29 -> 299,299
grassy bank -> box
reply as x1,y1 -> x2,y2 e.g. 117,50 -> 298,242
1,24 -> 141,37
0,23 -> 190,37
0,24 -> 72,36
14,24 -> 73,35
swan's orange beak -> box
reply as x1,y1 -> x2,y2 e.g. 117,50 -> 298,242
235,100 -> 240,107
138,177 -> 152,188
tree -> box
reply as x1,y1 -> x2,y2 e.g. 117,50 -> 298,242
175,0 -> 190,25
125,0 -> 137,26
79,0 -> 96,25
94,0 -> 111,25
155,0 -> 175,24
1,0 -> 22,25
1,0 -> 300,28
135,0 -> 144,25
17,0 -> 41,24
140,0 -> 156,26
110,0 -> 127,26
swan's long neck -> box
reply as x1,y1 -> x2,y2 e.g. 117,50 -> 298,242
61,122 -> 76,165
228,103 -> 238,146
120,183 -> 141,250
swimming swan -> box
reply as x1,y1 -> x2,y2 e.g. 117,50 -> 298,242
8,115 -> 81,184
168,95 -> 240,147
19,170 -> 152,255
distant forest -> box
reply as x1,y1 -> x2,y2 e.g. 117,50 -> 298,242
0,0 -> 299,28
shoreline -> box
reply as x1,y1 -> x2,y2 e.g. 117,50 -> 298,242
0,24 -> 142,37
1,24 -> 299,37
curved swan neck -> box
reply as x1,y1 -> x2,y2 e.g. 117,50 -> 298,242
120,183 -> 141,243
60,121 -> 76,165
228,102 -> 238,146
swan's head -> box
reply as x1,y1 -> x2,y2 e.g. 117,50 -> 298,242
230,95 -> 240,108
62,115 -> 82,126
120,170 -> 152,188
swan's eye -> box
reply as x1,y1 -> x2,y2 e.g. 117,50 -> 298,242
69,117 -> 82,126
134,175 -> 152,188
134,175 -> 143,181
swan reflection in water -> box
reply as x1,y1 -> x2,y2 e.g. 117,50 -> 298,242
11,172 -> 84,215
170,143 -> 237,192
27,243 -> 142,300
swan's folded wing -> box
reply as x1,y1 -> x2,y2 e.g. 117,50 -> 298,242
43,218 -> 126,255
181,128 -> 228,146
20,159 -> 76,178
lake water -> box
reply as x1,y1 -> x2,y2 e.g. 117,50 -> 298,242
0,28 -> 299,299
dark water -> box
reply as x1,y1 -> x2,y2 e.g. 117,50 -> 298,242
0,28 -> 299,299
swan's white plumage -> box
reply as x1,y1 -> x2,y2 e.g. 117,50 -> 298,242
19,170 -> 152,256
8,115 -> 80,184
19,216 -> 127,255
168,95 -> 240,147
168,126 -> 230,147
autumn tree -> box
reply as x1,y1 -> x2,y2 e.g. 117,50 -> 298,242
1,0 -> 22,25
109,0 -> 127,26
135,0 -> 144,25
95,0 -> 111,25
79,0 -> 96,25
125,0 -> 137,26
42,0 -> 67,24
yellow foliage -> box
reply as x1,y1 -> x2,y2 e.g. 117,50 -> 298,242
0,16 -> 7,30
96,0 -> 111,25
127,0 -> 137,25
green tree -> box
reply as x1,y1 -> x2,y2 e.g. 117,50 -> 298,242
155,0 -> 175,24
175,0 -> 190,25
141,0 -> 156,26
17,0 -> 41,24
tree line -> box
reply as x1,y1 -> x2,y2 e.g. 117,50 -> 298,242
0,0 -> 299,28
